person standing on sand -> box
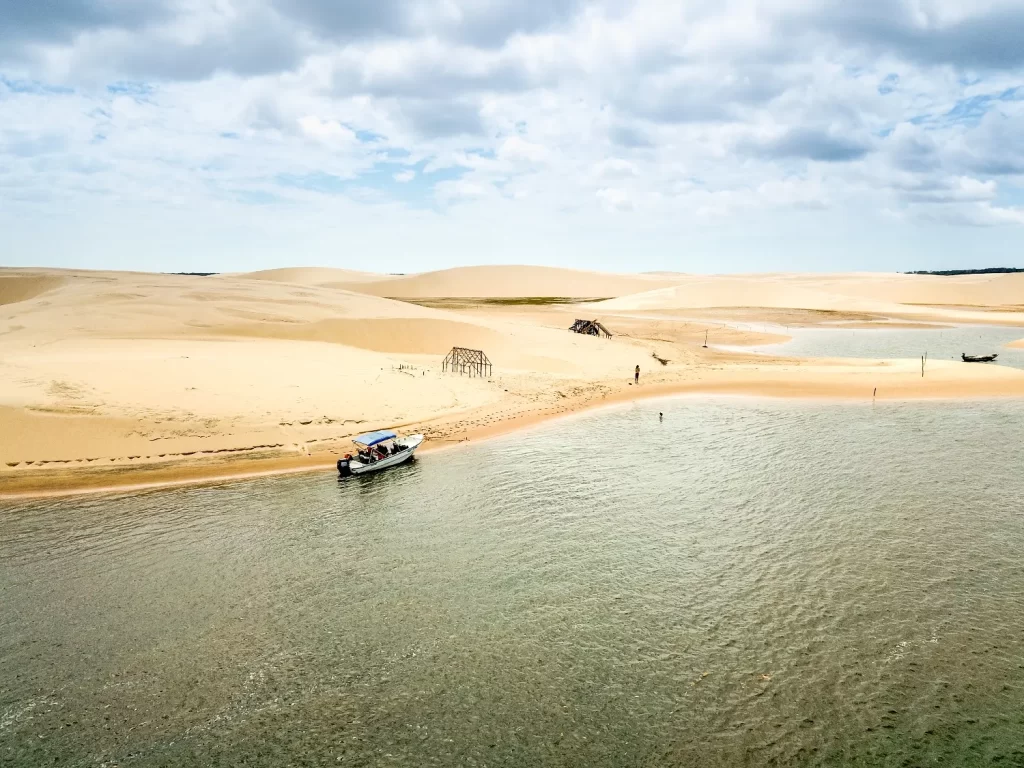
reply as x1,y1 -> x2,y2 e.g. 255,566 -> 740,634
635,365 -> 640,384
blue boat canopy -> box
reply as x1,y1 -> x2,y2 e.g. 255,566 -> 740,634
353,430 -> 397,447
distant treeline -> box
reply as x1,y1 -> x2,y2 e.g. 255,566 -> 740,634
905,267 -> 1024,276
171,272 -> 219,276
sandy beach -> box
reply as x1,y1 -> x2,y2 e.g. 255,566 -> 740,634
3,266 -> 1024,496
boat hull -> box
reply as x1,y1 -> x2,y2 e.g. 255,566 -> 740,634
340,435 -> 424,476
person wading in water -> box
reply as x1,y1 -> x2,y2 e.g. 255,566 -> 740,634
634,365 -> 640,384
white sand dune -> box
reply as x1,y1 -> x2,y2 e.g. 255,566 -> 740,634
3,265 -> 1024,496
234,267 -> 389,285
333,265 -> 686,299
794,272 -> 1024,308
0,267 -> 654,489
596,272 -> 1024,318
0,269 -> 640,369
596,275 -> 908,314
0,274 -> 66,306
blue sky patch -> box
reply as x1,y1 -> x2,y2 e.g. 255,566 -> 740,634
233,190 -> 282,206
0,75 -> 74,96
878,73 -> 899,95
275,161 -> 468,208
276,171 -> 352,194
946,94 -> 995,122
107,81 -> 153,96
997,184 -> 1024,207
355,129 -> 385,143
943,86 -> 1024,126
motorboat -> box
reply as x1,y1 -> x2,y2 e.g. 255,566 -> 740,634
962,353 -> 998,363
337,430 -> 424,477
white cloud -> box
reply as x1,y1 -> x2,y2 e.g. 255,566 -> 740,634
593,158 -> 639,179
3,0 -> 1024,273
297,115 -> 357,145
915,202 -> 1024,226
497,136 -> 551,164
596,187 -> 634,212
435,178 -> 490,205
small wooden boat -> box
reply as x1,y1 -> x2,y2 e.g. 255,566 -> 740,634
337,430 -> 424,477
962,353 -> 998,363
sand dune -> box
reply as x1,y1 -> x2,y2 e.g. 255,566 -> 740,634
596,272 -> 1024,320
596,276 -> 908,314
0,274 -> 66,306
1,269 -> 433,343
3,265 -> 1024,496
0,269 -> 639,368
235,267 -> 388,285
333,265 -> 686,299
801,272 -> 1024,308
0,267 -> 657,494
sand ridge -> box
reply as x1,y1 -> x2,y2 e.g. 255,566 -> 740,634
594,272 -> 1024,323
232,266 -> 391,285
0,274 -> 66,306
327,264 -> 689,299
2,265 -> 1024,496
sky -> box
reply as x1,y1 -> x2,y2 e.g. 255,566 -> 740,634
2,0 -> 1024,274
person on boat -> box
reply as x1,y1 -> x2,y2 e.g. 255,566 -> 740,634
634,365 -> 640,384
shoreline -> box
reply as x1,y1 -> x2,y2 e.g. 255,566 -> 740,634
4,365 -> 1024,501
5,266 -> 1024,501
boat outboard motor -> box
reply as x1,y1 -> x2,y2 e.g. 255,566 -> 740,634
337,455 -> 352,477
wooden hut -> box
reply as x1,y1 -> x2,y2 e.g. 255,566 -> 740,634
443,347 -> 493,377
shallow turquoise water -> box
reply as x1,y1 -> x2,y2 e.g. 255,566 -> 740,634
3,398 -> 1024,766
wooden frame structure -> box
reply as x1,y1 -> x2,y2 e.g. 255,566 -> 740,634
569,319 -> 612,338
443,347 -> 493,377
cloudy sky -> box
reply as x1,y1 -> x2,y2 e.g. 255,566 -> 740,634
2,0 -> 1024,273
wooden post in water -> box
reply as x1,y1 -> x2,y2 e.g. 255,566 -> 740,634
703,330 -> 708,348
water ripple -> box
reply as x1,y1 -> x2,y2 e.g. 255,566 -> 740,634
2,399 -> 1024,766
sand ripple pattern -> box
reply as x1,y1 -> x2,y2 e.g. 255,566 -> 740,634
2,399 -> 1024,766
